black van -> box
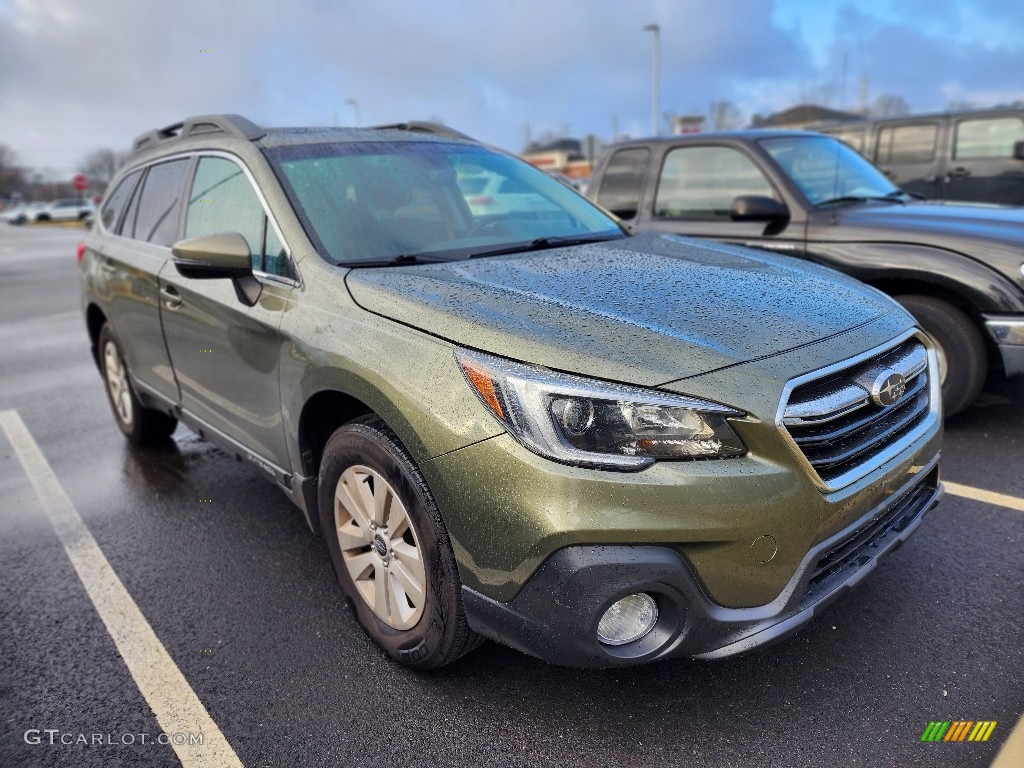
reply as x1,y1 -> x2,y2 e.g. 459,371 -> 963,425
820,109 -> 1024,206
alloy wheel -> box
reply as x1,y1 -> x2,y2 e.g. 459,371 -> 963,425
333,465 -> 426,630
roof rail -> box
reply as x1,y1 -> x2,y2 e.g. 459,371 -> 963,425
369,121 -> 477,142
131,114 -> 266,154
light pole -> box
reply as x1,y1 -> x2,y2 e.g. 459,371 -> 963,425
643,23 -> 660,136
345,98 -> 361,127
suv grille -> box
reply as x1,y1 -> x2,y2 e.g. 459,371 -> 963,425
780,335 -> 936,490
801,466 -> 938,609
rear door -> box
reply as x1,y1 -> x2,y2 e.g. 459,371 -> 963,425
157,153 -> 296,470
873,120 -> 943,198
592,146 -> 651,221
93,160 -> 190,403
944,114 -> 1024,205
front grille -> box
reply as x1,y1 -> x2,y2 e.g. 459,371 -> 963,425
801,467 -> 938,609
780,335 -> 936,489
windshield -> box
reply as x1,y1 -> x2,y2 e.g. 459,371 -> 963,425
267,141 -> 623,265
759,135 -> 902,206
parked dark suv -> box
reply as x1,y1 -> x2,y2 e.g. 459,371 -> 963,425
588,130 -> 1024,415
819,109 -> 1024,206
80,115 -> 941,669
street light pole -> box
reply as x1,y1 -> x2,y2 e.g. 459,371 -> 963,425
643,23 -> 660,136
345,98 -> 361,127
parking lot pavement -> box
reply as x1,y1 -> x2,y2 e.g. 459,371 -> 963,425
1,224 -> 1021,768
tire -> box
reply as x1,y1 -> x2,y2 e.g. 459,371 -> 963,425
98,323 -> 178,444
318,415 -> 481,670
896,295 -> 987,417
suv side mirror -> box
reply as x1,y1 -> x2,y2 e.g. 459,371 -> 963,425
1013,141 -> 1024,161
172,232 -> 252,278
171,232 -> 262,306
730,195 -> 789,223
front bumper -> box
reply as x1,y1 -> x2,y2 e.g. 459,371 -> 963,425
462,458 -> 940,668
984,315 -> 1024,376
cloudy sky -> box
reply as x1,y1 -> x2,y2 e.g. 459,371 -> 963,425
1,0 -> 1023,179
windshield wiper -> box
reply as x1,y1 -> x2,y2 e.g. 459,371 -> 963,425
344,252 -> 458,268
467,233 -> 625,259
817,192 -> 907,207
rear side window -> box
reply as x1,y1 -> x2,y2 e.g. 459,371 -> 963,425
595,148 -> 649,218
876,124 -> 937,164
655,145 -> 774,218
954,117 -> 1024,159
101,170 -> 141,231
130,159 -> 190,245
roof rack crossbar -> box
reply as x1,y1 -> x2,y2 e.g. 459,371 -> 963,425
130,114 -> 266,154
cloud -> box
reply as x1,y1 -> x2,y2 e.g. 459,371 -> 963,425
0,0 -> 1022,177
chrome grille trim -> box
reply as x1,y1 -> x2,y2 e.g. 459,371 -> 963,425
776,329 -> 941,492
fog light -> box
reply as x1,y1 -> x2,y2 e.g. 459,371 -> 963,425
596,593 -> 658,646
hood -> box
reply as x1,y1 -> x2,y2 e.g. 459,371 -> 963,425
345,232 -> 900,386
832,201 -> 1024,277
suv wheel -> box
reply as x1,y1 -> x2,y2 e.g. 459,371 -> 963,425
896,295 -> 986,417
318,415 -> 481,669
98,323 -> 178,444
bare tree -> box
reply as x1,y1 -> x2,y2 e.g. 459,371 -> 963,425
0,144 -> 28,198
871,94 -> 910,118
708,100 -> 744,130
78,148 -> 128,189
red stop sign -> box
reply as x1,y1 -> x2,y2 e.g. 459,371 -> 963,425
72,173 -> 88,191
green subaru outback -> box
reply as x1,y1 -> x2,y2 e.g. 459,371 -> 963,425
80,114 -> 942,669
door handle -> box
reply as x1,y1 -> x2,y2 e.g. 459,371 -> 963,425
945,166 -> 971,181
159,285 -> 183,310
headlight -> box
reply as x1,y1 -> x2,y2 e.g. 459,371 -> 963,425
456,349 -> 746,470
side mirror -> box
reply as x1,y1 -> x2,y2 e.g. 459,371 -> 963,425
171,232 -> 261,306
730,195 -> 789,223
172,232 -> 253,279
1013,141 -> 1024,161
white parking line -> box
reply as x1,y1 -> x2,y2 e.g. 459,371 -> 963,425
0,410 -> 243,768
945,481 -> 1024,513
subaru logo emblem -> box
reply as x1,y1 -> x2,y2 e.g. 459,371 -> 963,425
871,371 -> 906,407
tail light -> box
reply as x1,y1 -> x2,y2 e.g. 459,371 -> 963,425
76,241 -> 86,264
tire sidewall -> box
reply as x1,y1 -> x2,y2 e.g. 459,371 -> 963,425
318,421 -> 456,667
97,324 -> 142,442
896,295 -> 986,417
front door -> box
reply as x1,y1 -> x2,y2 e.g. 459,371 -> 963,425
158,154 -> 296,470
640,143 -> 803,251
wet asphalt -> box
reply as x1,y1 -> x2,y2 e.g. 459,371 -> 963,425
0,224 -> 1021,768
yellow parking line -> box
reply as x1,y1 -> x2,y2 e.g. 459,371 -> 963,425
0,410 -> 243,768
993,715 -> 1024,767
944,482 -> 1024,513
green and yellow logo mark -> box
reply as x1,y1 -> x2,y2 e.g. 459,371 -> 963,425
921,721 -> 997,742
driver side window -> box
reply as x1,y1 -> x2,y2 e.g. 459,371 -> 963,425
186,156 -> 291,278
655,146 -> 774,219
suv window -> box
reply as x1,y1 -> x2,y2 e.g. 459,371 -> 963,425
831,127 -> 865,152
186,156 -> 289,277
954,116 -> 1024,159
131,159 -> 190,245
595,148 -> 649,218
876,124 -> 937,164
101,171 -> 142,231
655,145 -> 773,218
